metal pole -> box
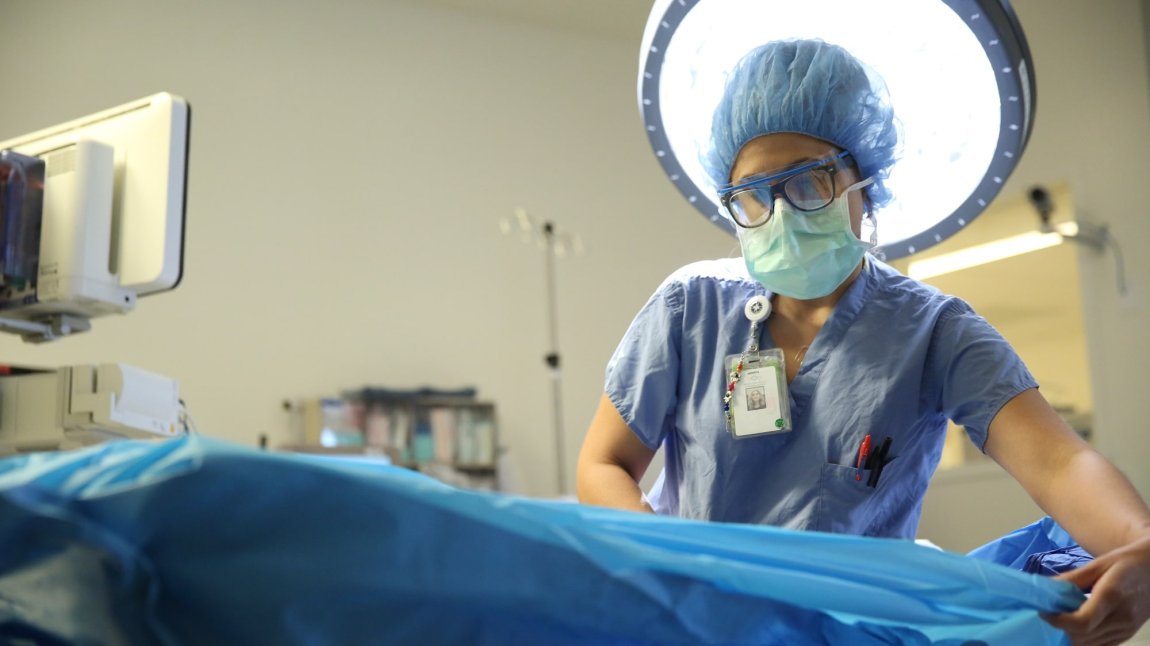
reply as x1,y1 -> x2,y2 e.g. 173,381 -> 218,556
542,222 -> 565,494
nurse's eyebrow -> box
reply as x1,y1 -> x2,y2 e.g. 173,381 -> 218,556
733,155 -> 825,184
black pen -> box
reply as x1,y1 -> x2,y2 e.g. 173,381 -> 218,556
866,436 -> 893,488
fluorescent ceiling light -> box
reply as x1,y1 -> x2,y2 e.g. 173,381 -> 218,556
906,222 -> 1078,280
639,0 -> 1036,260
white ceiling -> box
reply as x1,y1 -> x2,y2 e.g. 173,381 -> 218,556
408,0 -> 653,43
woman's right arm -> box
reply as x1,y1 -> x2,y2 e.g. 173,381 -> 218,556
575,393 -> 657,513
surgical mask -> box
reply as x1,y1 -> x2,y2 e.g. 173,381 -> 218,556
737,178 -> 874,300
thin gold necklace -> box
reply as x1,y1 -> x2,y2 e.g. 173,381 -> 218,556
794,344 -> 811,366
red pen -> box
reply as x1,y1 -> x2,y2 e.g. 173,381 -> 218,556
855,434 -> 872,481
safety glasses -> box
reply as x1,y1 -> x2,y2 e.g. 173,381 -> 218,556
719,151 -> 853,228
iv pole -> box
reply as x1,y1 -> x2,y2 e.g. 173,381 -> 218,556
502,209 -> 582,495
541,222 -> 565,495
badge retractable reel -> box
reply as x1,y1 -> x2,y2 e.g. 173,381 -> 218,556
723,295 -> 792,438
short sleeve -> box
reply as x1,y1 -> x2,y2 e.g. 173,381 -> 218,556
927,299 -> 1038,451
604,280 -> 685,451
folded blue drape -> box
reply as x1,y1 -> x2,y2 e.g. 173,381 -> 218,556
968,514 -> 1094,587
0,437 -> 1082,645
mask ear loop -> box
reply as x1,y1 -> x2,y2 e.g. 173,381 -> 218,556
854,182 -> 888,260
844,177 -> 879,245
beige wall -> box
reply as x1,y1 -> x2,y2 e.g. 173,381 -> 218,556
0,0 -> 733,496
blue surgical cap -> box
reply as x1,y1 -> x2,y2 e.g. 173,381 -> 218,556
703,39 -> 899,210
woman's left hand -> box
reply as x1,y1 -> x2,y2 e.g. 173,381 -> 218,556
1043,534 -> 1150,646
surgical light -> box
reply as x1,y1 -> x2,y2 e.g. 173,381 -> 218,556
639,0 -> 1036,260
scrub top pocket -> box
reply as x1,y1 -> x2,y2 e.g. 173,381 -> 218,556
814,458 -> 903,535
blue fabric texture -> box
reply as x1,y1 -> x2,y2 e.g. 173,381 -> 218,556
605,257 -> 1037,537
968,515 -> 1094,577
0,436 -> 1081,645
1025,547 -> 1095,578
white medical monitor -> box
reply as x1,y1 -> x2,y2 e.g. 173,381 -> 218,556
0,93 -> 190,296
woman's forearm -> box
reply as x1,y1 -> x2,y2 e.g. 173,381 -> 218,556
987,389 -> 1150,555
1033,449 -> 1150,555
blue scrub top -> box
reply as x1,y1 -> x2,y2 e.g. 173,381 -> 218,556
604,257 -> 1036,539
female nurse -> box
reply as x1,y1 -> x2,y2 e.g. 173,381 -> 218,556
576,39 -> 1150,645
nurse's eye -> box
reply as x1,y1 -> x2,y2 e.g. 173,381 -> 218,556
730,188 -> 773,227
784,167 -> 837,210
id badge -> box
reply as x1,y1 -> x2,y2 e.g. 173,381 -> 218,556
724,348 -> 792,438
